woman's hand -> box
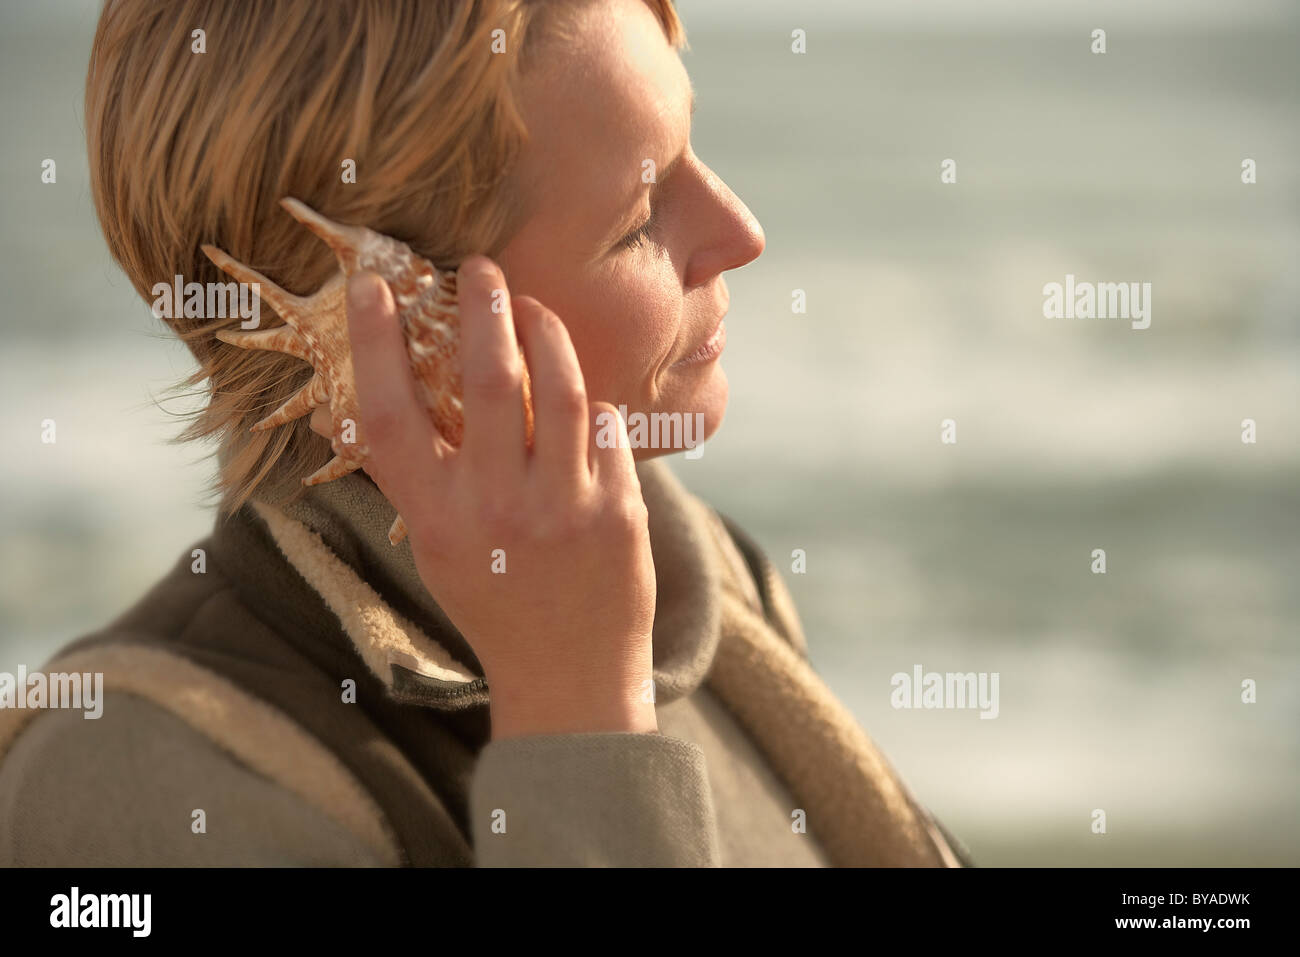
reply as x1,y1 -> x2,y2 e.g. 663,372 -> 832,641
344,256 -> 658,740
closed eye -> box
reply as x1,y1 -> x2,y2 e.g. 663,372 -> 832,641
620,209 -> 655,250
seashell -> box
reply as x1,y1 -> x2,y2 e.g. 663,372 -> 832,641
203,197 -> 535,545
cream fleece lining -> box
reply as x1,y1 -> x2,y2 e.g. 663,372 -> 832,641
251,500 -> 478,686
0,643 -> 401,865
708,591 -> 954,866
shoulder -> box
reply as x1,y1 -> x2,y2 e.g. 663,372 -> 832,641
0,540 -> 402,866
0,689 -> 389,865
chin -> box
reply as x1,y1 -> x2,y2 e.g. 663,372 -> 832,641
631,363 -> 728,462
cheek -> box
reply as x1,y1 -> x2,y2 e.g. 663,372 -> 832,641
519,260 -> 680,406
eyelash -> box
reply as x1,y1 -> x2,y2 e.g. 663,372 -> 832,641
620,210 -> 656,250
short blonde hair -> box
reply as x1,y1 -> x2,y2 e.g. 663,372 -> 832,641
86,0 -> 685,512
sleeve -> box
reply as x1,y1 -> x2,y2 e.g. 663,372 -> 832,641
469,730 -> 721,866
0,691 -> 390,866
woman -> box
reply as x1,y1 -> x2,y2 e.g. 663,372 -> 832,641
0,0 -> 972,867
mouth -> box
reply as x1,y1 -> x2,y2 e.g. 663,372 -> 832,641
673,315 -> 727,367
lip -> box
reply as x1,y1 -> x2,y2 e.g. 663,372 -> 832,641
674,316 -> 727,367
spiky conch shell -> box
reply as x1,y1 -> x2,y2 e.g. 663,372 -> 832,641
203,197 -> 535,545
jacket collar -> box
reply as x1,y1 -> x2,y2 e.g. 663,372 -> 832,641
246,459 -> 756,711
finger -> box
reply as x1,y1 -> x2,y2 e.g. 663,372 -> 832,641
457,255 -> 527,477
512,296 -> 589,488
347,271 -> 446,524
586,400 -> 640,494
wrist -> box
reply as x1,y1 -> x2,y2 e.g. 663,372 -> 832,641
485,663 -> 658,740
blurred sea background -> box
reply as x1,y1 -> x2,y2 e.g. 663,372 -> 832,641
1,0 -> 1296,865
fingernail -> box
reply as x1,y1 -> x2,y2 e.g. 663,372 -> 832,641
348,272 -> 382,312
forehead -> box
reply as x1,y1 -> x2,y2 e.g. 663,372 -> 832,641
515,1 -> 691,215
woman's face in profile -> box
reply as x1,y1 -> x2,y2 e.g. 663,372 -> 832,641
500,0 -> 765,457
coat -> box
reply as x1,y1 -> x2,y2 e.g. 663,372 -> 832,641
0,458 -> 974,867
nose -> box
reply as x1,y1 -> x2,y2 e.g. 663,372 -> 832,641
682,157 -> 765,288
